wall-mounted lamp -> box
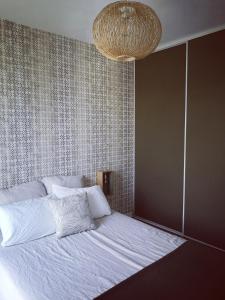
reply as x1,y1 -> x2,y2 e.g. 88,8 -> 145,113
96,170 -> 112,196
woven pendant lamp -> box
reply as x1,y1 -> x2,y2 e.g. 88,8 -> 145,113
93,0 -> 162,62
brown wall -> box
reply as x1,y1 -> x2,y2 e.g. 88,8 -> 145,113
185,30 -> 225,249
135,45 -> 186,231
135,29 -> 225,249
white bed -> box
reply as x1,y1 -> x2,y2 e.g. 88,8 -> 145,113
0,211 -> 185,300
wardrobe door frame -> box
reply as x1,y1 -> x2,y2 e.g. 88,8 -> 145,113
135,44 -> 186,232
184,29 -> 225,250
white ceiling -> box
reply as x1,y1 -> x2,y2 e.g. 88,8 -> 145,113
0,0 -> 225,48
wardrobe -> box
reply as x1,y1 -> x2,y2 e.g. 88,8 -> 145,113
135,29 -> 225,250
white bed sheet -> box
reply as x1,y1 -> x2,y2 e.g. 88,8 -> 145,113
0,211 -> 185,300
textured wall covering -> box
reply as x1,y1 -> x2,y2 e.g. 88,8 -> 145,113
0,19 -> 135,214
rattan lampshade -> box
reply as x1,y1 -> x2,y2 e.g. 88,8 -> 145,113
93,1 -> 162,62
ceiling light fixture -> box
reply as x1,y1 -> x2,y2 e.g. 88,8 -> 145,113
93,0 -> 162,62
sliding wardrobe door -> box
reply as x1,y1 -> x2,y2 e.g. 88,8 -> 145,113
185,30 -> 225,249
135,45 -> 186,231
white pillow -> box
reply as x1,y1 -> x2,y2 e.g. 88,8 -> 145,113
48,192 -> 96,238
0,181 -> 47,205
42,175 -> 85,194
0,195 -> 56,247
52,185 -> 111,219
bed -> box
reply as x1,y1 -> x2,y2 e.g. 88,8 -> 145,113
97,239 -> 225,300
0,211 -> 185,300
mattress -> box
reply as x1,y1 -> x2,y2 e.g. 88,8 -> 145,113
0,211 -> 185,300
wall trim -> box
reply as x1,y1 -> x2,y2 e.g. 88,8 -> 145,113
134,215 -> 182,236
134,215 -> 225,253
155,23 -> 225,52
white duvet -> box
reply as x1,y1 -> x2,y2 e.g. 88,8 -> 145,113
0,212 -> 185,300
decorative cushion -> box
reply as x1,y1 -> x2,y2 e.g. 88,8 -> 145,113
49,191 -> 96,238
0,181 -> 47,205
52,185 -> 111,219
42,175 -> 85,194
0,195 -> 56,247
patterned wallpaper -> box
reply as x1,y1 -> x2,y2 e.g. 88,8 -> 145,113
0,19 -> 135,214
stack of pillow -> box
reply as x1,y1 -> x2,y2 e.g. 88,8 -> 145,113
0,176 -> 111,247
